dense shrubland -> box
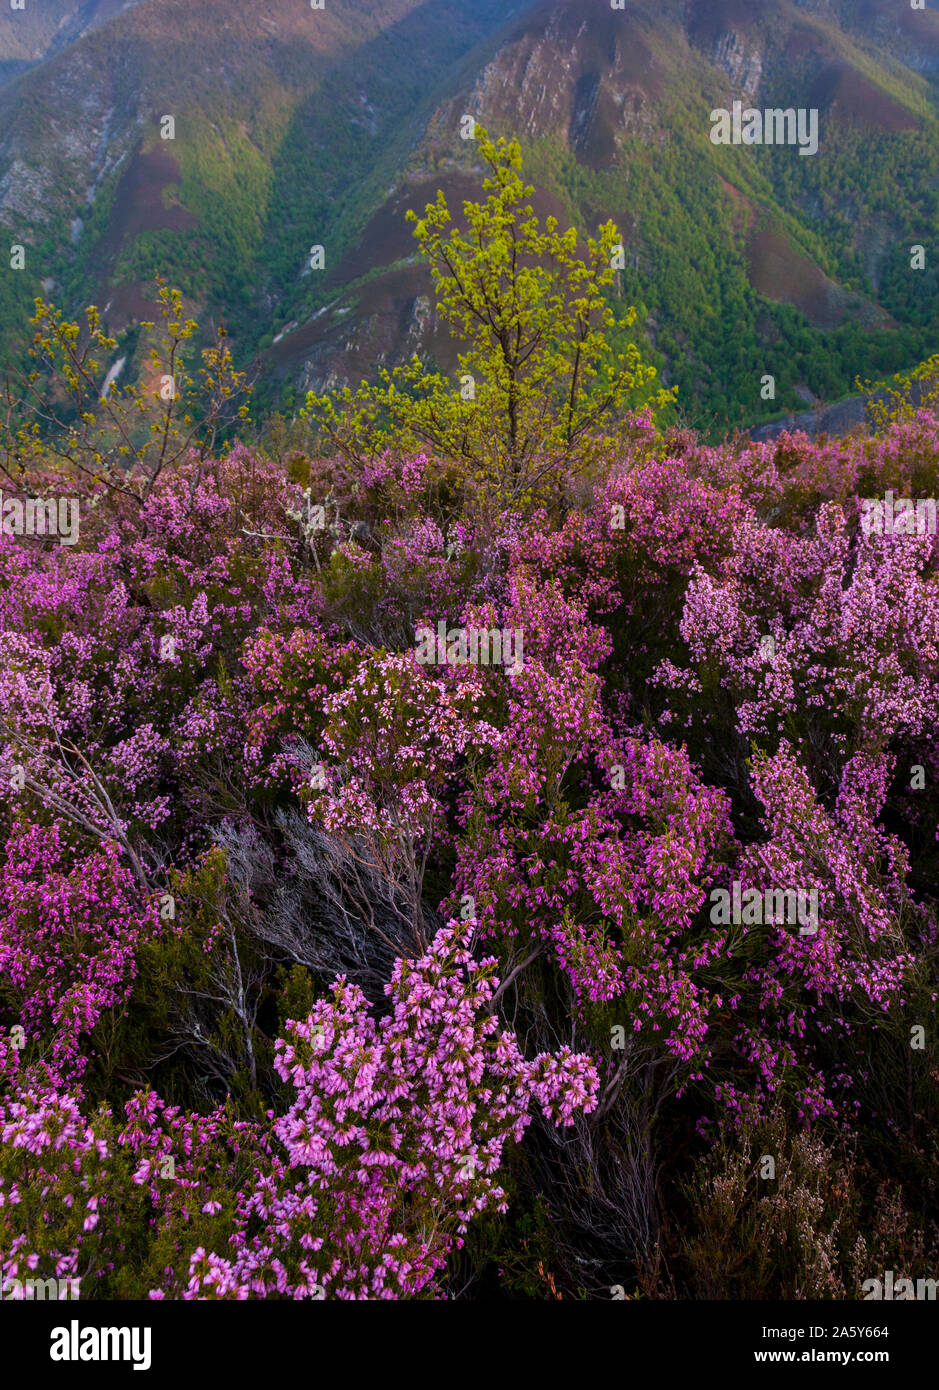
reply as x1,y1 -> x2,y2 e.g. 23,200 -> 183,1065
1,134 -> 938,1300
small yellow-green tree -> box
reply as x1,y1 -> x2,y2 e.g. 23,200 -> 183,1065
859,353 -> 939,432
303,127 -> 672,506
0,279 -> 252,504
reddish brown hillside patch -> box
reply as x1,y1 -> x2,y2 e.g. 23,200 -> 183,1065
327,174 -> 573,289
746,225 -> 891,330
266,261 -> 460,391
687,0 -> 774,44
808,62 -> 918,132
717,177 -> 754,239
326,176 -> 480,286
98,143 -> 197,262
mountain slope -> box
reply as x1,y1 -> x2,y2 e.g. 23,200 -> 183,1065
263,0 -> 939,428
0,1 -> 146,88
0,0 -> 937,434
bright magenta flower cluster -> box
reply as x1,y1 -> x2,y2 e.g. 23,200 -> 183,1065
1,409 -> 938,1295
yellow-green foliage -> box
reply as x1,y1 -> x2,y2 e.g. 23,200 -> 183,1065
860,353 -> 939,433
0,281 -> 252,503
303,127 -> 673,507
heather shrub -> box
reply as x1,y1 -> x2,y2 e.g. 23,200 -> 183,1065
2,278 -> 939,1297
674,1106 -> 939,1301
0,920 -> 597,1300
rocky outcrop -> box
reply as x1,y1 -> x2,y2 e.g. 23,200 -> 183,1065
427,0 -> 662,167
749,394 -> 868,442
712,31 -> 763,100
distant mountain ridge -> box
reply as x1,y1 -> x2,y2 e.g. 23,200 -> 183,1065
0,0 -> 937,433
0,1 -> 145,88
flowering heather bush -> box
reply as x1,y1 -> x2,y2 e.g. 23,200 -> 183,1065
2,408 -> 939,1297
0,822 -> 161,1082
0,920 -> 596,1300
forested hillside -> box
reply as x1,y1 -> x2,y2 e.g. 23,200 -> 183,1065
0,0 -> 936,433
